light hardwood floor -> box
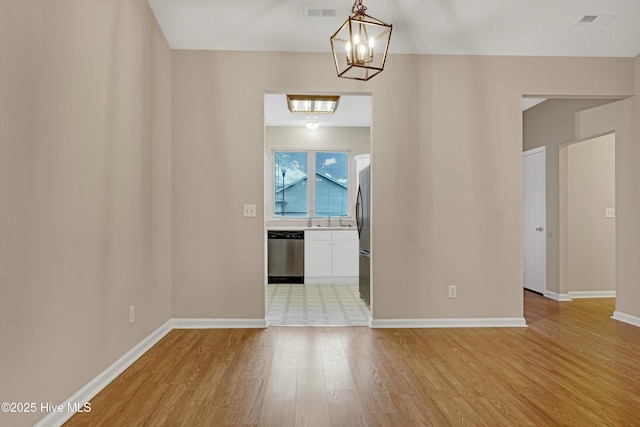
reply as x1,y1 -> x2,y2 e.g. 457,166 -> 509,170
65,291 -> 640,426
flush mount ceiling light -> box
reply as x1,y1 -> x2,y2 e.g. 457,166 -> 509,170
330,0 -> 392,81
305,121 -> 320,131
287,95 -> 340,114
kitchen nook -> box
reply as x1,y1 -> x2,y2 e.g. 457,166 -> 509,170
263,94 -> 372,325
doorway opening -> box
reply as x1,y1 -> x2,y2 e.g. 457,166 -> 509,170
263,92 -> 373,326
522,97 -> 619,315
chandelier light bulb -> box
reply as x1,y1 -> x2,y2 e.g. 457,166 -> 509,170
358,43 -> 366,62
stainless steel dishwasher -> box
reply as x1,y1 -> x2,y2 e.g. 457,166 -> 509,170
267,230 -> 304,284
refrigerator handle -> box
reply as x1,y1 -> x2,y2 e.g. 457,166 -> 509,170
356,186 -> 363,237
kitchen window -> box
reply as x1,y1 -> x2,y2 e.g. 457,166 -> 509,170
274,151 -> 349,218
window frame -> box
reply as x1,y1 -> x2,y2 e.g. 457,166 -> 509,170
271,149 -> 352,220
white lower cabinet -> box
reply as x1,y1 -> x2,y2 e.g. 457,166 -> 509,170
304,231 -> 332,277
331,231 -> 359,277
305,230 -> 358,284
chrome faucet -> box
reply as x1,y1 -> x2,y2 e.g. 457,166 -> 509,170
307,217 -> 312,227
339,216 -> 344,227
327,216 -> 331,227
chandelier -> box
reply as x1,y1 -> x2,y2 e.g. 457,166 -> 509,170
330,0 -> 392,81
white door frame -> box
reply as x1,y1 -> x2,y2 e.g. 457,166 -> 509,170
522,146 -> 547,294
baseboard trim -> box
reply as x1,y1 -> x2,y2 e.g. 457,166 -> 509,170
171,318 -> 268,329
569,291 -> 616,299
544,291 -> 572,301
612,311 -> 640,327
33,320 -> 173,427
370,317 -> 527,328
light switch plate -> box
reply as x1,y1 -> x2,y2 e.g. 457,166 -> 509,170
243,204 -> 257,218
448,285 -> 457,299
605,208 -> 615,218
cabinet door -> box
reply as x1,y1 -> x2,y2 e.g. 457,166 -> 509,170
305,231 -> 332,277
331,231 -> 359,277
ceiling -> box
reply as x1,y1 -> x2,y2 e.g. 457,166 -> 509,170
148,0 -> 638,127
148,0 -> 640,57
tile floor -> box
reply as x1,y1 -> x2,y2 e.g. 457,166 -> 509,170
266,283 -> 371,326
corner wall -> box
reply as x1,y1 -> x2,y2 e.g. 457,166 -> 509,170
576,53 -> 640,320
0,1 -> 172,425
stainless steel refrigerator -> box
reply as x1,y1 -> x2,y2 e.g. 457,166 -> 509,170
356,165 -> 371,306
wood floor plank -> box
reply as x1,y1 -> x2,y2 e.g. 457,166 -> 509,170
65,291 -> 640,426
327,390 -> 367,427
294,328 -> 331,426
320,332 -> 356,391
340,330 -> 397,416
258,328 -> 298,427
222,329 -> 275,425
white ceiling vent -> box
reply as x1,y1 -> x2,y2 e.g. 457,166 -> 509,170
304,6 -> 337,19
575,13 -> 618,26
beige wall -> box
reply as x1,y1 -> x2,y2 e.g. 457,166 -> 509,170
171,52 -> 636,321
1,5 -> 639,423
566,134 -> 616,292
523,99 -> 617,295
0,1 -> 172,426
576,53 -> 640,318
264,126 -> 370,223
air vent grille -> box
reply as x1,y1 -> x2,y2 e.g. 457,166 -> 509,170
575,13 -> 618,26
304,6 -> 337,19
579,15 -> 598,24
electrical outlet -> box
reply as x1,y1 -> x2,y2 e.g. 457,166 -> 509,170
243,204 -> 257,218
448,285 -> 457,299
605,208 -> 615,218
129,305 -> 135,323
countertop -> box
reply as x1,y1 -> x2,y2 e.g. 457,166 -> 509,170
266,218 -> 357,231
266,225 -> 356,231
